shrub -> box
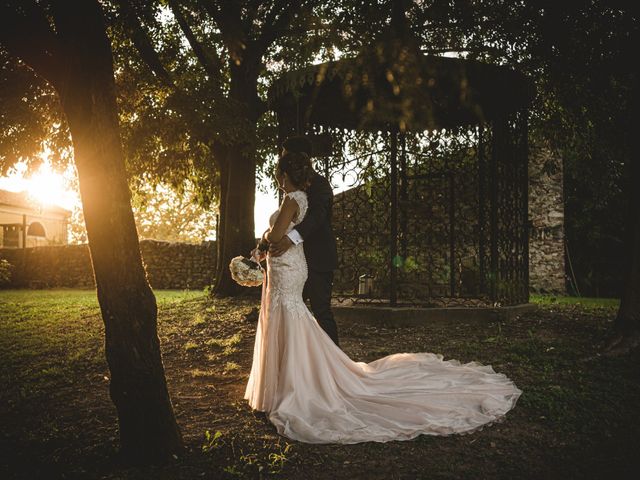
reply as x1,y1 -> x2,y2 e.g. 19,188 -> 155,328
0,259 -> 13,287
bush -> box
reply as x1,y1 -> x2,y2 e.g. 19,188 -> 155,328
0,259 -> 13,287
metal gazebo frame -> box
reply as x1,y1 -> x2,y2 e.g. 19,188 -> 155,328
268,41 -> 534,308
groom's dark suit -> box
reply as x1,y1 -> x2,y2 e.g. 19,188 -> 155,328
292,170 -> 340,346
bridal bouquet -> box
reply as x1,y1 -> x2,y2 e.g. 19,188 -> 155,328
229,255 -> 264,287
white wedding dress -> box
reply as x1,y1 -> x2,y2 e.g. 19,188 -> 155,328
244,190 -> 522,444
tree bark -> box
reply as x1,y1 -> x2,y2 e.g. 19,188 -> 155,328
212,61 -> 260,297
602,75 -> 639,354
1,0 -> 184,462
213,142 -> 257,296
614,208 -> 640,331
605,147 -> 640,354
57,2 -> 183,462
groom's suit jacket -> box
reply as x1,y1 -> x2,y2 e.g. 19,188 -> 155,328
294,170 -> 338,272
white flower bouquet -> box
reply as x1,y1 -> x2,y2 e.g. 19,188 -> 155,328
229,255 -> 264,287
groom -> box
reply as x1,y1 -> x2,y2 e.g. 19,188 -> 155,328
269,136 -> 340,347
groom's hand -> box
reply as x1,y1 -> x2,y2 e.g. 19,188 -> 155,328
269,236 -> 293,257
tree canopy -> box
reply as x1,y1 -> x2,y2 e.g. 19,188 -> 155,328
0,0 -> 636,295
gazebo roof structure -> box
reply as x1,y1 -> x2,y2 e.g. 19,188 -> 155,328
269,41 -> 534,133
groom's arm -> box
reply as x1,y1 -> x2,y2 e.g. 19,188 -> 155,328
290,174 -> 332,242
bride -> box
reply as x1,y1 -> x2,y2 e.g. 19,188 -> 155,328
244,151 -> 522,444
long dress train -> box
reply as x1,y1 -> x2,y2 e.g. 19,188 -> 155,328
244,190 -> 522,444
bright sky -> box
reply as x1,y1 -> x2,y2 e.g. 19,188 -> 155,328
255,183 -> 280,237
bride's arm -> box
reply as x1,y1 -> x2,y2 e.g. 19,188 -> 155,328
266,196 -> 299,243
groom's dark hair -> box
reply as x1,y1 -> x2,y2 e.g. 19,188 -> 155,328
283,136 -> 313,157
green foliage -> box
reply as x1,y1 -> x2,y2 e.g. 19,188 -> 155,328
202,429 -> 225,453
267,443 -> 293,474
0,52 -> 73,175
130,177 -> 217,242
191,312 -> 206,326
107,0 -> 338,205
184,341 -> 199,351
223,361 -> 240,373
64,171 -> 218,244
449,1 -> 633,296
236,442 -> 294,475
0,258 -> 12,287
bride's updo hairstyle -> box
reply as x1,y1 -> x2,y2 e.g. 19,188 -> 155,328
277,151 -> 313,191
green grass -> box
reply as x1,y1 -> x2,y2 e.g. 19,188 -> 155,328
0,288 -> 207,398
0,288 -> 206,308
1,288 -> 638,479
530,294 -> 619,309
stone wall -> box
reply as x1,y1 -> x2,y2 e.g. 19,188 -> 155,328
0,239 -> 216,289
528,140 -> 566,293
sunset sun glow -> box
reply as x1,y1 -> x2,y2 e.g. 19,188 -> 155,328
27,168 -> 67,206
0,161 -> 78,211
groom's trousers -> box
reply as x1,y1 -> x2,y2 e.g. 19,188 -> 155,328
303,268 -> 340,348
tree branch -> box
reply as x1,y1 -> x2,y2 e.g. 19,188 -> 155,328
194,0 -> 245,63
256,0 -> 308,57
167,0 -> 223,84
241,1 -> 261,33
114,0 -> 175,88
217,2 -> 247,63
420,47 -> 506,55
0,1 -> 62,87
194,0 -> 224,30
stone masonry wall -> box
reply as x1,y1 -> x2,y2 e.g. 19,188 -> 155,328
0,239 -> 216,289
528,139 -> 566,293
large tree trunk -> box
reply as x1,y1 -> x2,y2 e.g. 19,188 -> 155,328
213,63 -> 260,297
1,1 -> 184,462
213,143 -> 257,296
605,73 -> 639,354
613,210 -> 640,333
605,147 -> 640,354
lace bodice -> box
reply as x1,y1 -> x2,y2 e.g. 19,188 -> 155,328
266,190 -> 309,305
268,190 -> 308,231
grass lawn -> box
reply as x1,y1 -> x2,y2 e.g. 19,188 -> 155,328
530,294 -> 620,309
1,289 -> 638,479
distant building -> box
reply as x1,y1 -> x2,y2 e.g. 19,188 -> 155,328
0,189 -> 71,248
